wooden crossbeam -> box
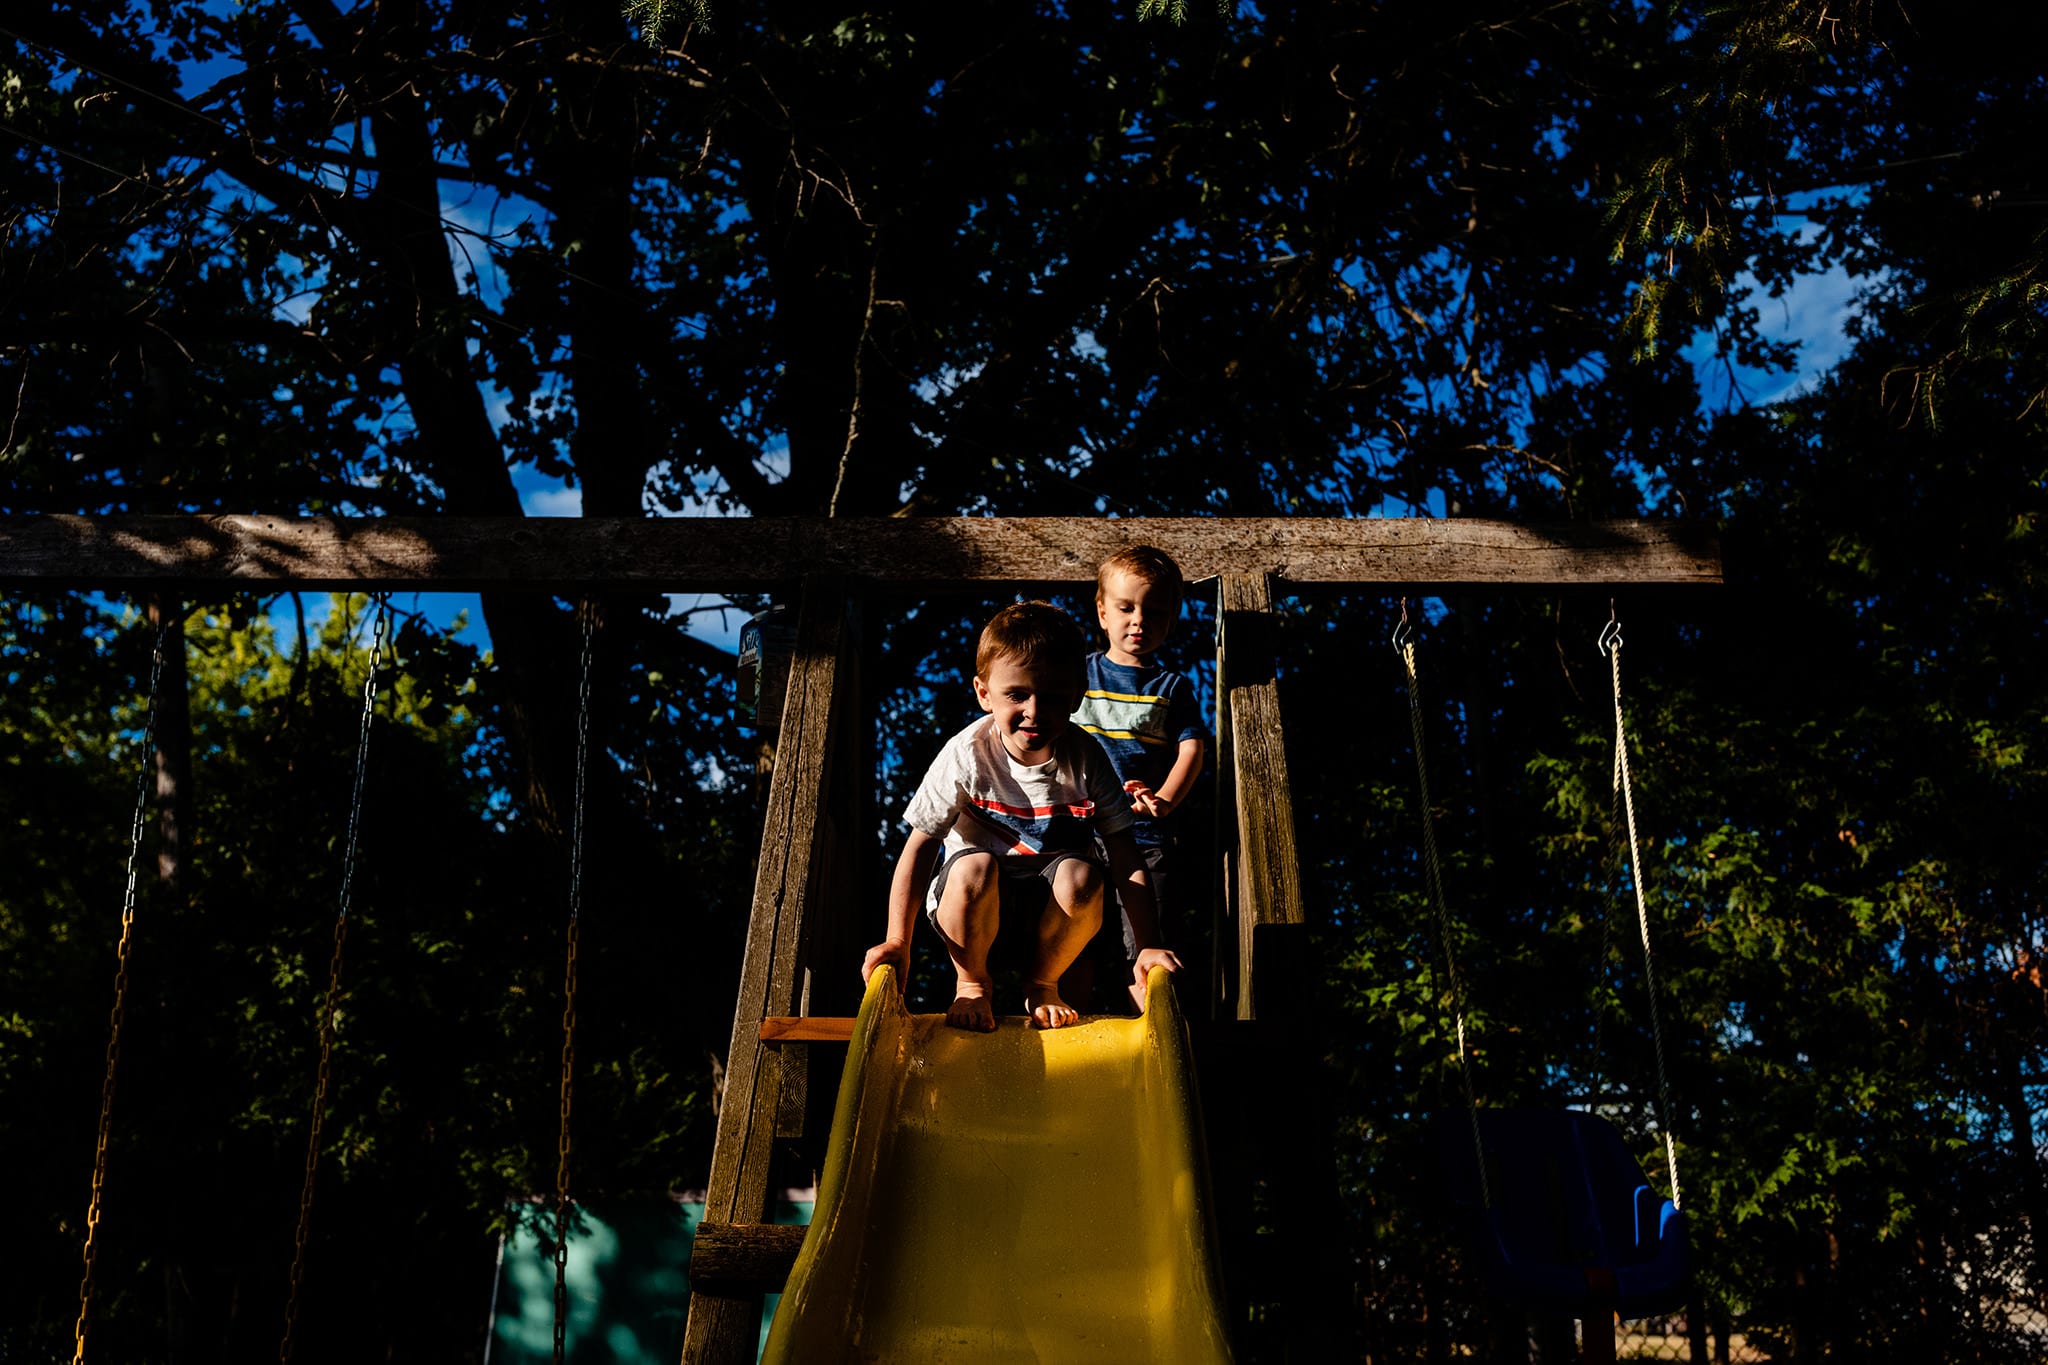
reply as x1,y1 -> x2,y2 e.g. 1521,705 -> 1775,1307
0,514 -> 1720,589
687,1222 -> 808,1295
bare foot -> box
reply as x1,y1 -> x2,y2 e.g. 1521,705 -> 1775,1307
1025,980 -> 1080,1030
946,978 -> 997,1032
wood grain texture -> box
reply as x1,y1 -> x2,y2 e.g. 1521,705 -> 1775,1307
1212,590 -> 1236,1023
759,1017 -> 857,1043
686,1222 -> 807,1294
683,579 -> 846,1365
1232,688 -> 1304,927
0,514 -> 1721,588
1220,574 -> 1305,1022
773,1042 -> 809,1141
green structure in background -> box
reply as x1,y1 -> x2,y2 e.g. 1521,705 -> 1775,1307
489,1196 -> 814,1363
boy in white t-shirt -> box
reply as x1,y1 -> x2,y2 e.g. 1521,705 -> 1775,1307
861,601 -> 1184,1031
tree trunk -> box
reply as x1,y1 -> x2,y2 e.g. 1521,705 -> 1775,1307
1687,1291 -> 1711,1364
554,11 -> 649,521
355,49 -> 583,836
1994,1021 -> 2048,1293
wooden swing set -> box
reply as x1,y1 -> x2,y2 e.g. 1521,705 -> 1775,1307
0,512 -> 1719,1363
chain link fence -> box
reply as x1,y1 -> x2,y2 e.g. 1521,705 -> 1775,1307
1602,1290 -> 2048,1362
1342,1234 -> 2048,1362
1614,1315 -> 1767,1361
1525,1298 -> 2048,1363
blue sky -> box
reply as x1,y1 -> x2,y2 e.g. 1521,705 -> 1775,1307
1685,228 -> 1868,411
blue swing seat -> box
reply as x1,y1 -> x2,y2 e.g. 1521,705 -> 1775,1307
1435,1108 -> 1690,1320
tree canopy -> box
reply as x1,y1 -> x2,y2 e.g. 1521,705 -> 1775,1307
3,1 -> 2045,1359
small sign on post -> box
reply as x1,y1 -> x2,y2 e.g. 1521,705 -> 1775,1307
736,605 -> 797,732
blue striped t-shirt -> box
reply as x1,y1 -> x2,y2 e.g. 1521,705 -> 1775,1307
1070,653 -> 1206,847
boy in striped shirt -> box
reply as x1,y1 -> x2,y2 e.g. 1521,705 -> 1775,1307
1072,547 -> 1206,1008
861,601 -> 1183,1031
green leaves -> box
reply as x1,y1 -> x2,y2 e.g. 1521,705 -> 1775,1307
1136,0 -> 1233,23
623,0 -> 714,47
0,593 -> 749,1353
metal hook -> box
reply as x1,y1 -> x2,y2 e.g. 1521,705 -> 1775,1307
1597,609 -> 1623,658
1392,596 -> 1416,652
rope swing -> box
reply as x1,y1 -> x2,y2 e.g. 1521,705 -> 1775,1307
1600,611 -> 1682,1210
1399,599 -> 1692,1325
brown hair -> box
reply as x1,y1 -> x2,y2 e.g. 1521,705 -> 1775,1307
1096,544 -> 1184,609
975,600 -> 1087,689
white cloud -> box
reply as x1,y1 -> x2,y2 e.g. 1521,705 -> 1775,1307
520,483 -> 582,517
1686,227 -> 1882,412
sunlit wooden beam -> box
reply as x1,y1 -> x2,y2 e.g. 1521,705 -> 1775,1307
0,514 -> 1720,590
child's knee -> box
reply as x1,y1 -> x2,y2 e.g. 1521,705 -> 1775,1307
934,853 -> 1000,936
1053,858 -> 1105,916
945,851 -> 999,901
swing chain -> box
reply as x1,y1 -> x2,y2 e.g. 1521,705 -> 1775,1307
554,601 -> 597,1364
280,597 -> 390,1364
1606,619 -> 1683,1209
1391,604 -> 1491,1209
336,606 -> 390,926
72,615 -> 171,1365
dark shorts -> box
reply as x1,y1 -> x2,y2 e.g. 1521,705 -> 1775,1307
1102,840 -> 1174,963
922,849 -> 1100,949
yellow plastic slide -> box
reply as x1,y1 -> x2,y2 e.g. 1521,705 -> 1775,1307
762,966 -> 1233,1364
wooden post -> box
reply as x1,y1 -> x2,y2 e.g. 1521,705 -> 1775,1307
1212,594 -> 1236,1022
1217,573 -> 1305,1020
682,578 -> 849,1364
782,603 -> 867,1158
805,600 -> 866,1022
1213,572 -> 1349,1356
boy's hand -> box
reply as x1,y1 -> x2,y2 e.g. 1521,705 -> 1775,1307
1123,779 -> 1175,819
1128,946 -> 1184,1012
862,938 -> 910,986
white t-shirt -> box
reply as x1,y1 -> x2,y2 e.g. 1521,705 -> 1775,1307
902,717 -> 1134,893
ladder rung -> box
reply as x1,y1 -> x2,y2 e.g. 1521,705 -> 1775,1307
759,1016 -> 857,1044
